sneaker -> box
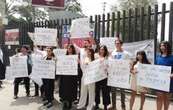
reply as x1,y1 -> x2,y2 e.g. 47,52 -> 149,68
13,95 -> 18,99
43,100 -> 49,106
47,102 -> 53,108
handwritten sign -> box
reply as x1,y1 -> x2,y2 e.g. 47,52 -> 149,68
83,59 -> 108,85
10,56 -> 28,78
34,28 -> 57,46
137,64 -> 171,92
32,58 -> 56,79
100,37 -> 116,51
53,49 -> 67,57
70,18 -> 93,38
56,55 -> 78,75
107,59 -> 131,89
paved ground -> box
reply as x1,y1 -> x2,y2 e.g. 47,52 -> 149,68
0,81 -> 173,110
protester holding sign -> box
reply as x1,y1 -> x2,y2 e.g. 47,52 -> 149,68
13,45 -> 32,99
59,44 -> 78,109
111,39 -> 131,110
155,41 -> 173,110
77,48 -> 95,110
42,47 -> 55,108
95,45 -> 111,110
129,51 -> 150,110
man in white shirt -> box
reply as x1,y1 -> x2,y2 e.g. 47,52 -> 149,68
111,39 -> 130,110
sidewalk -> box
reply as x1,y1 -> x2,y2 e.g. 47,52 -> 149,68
0,81 -> 172,110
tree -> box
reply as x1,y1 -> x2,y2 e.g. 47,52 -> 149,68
4,0 -> 48,23
65,0 -> 83,14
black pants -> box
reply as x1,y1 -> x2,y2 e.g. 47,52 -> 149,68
95,79 -> 111,106
43,79 -> 54,102
14,77 -> 30,96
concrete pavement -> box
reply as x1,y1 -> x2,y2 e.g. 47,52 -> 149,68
0,81 -> 173,110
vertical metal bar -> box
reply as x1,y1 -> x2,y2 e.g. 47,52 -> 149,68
98,15 -> 101,41
147,6 -> 151,39
122,10 -> 126,41
117,11 -> 120,38
111,12 -> 115,37
154,5 -> 158,64
134,8 -> 138,41
94,15 -> 98,40
161,3 -> 166,41
140,7 -> 144,40
102,14 -> 105,37
169,2 -> 173,49
128,9 -> 132,42
106,13 -> 110,37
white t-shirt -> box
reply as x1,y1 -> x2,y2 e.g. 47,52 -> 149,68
111,50 -> 130,60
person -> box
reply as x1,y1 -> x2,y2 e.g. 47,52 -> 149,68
129,51 -> 150,110
77,48 -> 95,110
59,44 -> 78,110
95,45 -> 111,110
111,39 -> 131,110
42,47 -> 55,108
13,45 -> 32,99
155,41 -> 173,110
0,46 -> 5,88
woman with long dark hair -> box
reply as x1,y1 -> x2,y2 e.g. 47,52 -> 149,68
156,41 -> 173,110
95,45 -> 111,110
129,51 -> 150,110
59,44 -> 78,109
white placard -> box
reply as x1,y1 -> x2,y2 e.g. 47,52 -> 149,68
137,64 -> 171,92
70,18 -> 93,38
10,56 -> 28,78
5,29 -> 19,45
56,55 -> 78,75
100,37 -> 116,51
83,59 -> 108,85
53,49 -> 67,57
32,58 -> 56,79
5,66 -> 13,80
34,28 -> 57,46
107,59 -> 131,89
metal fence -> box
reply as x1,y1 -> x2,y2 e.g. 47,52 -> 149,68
1,2 -> 173,62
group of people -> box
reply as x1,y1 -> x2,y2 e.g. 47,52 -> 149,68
0,38 -> 173,110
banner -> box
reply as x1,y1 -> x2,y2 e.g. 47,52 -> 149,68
83,59 -> 108,85
107,59 -> 131,89
56,55 -> 78,75
137,64 -> 171,92
100,38 -> 154,60
32,0 -> 64,9
32,58 -> 56,79
34,28 -> 57,46
53,49 -> 67,57
123,40 -> 154,60
70,18 -> 94,38
5,29 -> 19,45
10,56 -> 28,78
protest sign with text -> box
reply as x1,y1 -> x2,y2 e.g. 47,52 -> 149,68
34,28 -> 57,46
10,56 -> 28,78
107,59 -> 131,89
32,58 -> 56,79
83,59 -> 108,85
56,55 -> 78,75
137,64 -> 171,92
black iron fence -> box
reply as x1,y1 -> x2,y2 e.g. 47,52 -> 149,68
1,2 -> 173,62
